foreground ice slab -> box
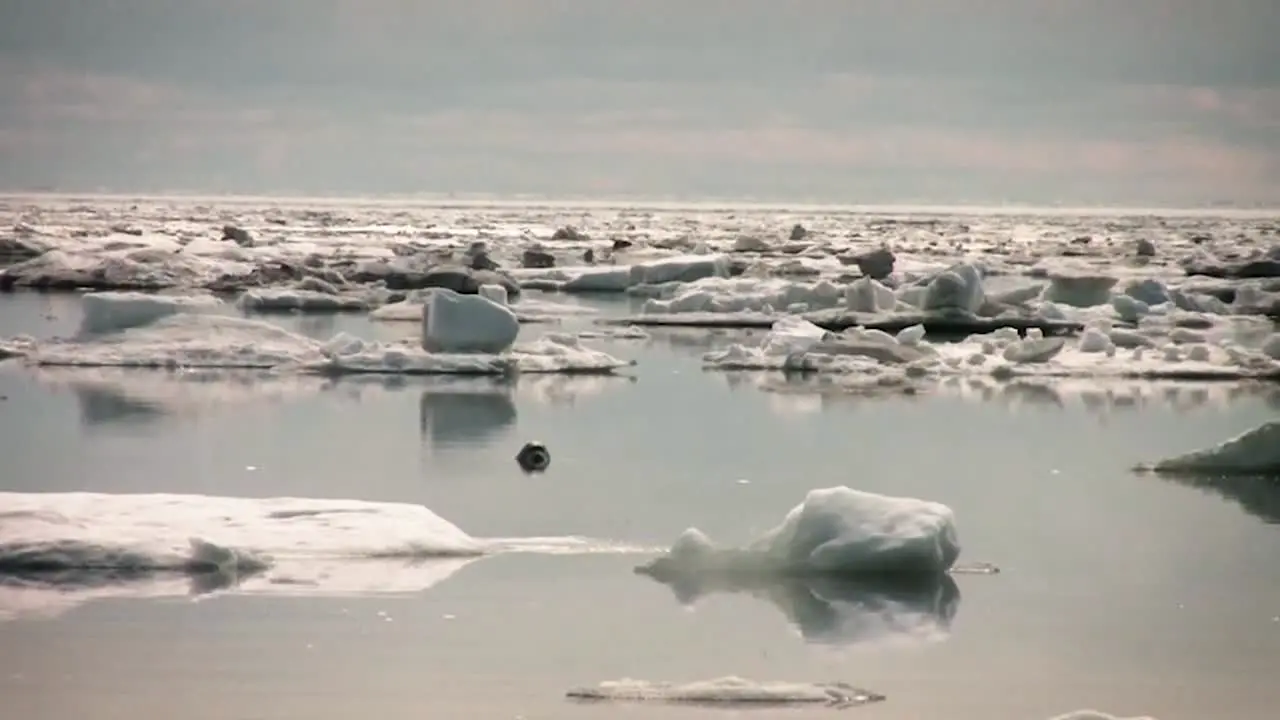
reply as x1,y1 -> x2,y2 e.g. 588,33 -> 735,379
638,487 -> 960,582
1137,421 -> 1280,475
0,491 -> 634,620
565,677 -> 884,708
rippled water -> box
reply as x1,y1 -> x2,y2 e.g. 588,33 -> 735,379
2,292 -> 1279,720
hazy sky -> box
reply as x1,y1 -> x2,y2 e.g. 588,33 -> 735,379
1,0 -> 1277,205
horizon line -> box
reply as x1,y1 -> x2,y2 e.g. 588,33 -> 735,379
2,190 -> 1277,218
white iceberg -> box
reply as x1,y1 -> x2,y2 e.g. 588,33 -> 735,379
637,487 -> 961,581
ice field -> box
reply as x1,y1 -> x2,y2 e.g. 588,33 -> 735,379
3,195 -> 1279,720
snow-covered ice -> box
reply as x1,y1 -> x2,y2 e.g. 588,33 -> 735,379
1138,421 -> 1280,475
421,288 -> 519,353
4,197 -> 1277,326
0,491 -> 641,620
701,311 -> 1280,386
565,677 -> 884,707
637,487 -> 961,580
0,290 -> 631,376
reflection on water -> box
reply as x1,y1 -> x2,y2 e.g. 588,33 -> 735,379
418,378 -> 518,449
637,565 -> 960,649
726,371 -> 1280,417
0,556 -> 479,622
28,367 -> 397,429
1155,473 -> 1280,525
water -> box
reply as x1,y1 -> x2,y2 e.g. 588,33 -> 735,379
2,292 -> 1279,720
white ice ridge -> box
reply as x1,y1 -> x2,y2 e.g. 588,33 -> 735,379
1138,421 -> 1280,475
510,252 -> 732,292
0,291 -> 631,375
637,487 -> 960,583
703,313 -> 1280,383
0,492 -> 644,620
565,677 -> 884,707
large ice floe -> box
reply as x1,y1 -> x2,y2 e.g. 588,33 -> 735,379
636,487 -> 964,581
0,290 -> 630,376
0,491 -> 642,621
1136,421 -> 1280,476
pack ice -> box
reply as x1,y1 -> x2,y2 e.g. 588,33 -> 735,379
0,290 -> 630,375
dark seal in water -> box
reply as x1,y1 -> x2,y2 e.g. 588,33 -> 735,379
516,441 -> 550,473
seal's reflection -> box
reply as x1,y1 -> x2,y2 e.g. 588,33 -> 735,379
418,377 -> 518,449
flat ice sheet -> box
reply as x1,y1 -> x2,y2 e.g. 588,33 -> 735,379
565,677 -> 884,707
0,491 -> 642,620
0,312 -> 631,375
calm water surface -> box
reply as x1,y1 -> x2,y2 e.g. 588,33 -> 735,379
1,292 -> 1279,720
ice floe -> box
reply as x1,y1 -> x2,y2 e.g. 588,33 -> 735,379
1137,421 -> 1280,476
0,290 -> 631,376
565,677 -> 884,708
637,487 -> 962,581
5,199 -> 1276,332
0,491 -> 641,620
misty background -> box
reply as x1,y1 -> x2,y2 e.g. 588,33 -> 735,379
1,0 -> 1277,206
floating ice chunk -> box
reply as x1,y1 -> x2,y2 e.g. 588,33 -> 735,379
78,291 -> 224,336
1122,278 -> 1170,306
1041,273 -> 1118,308
1141,421 -> 1280,475
638,487 -> 960,580
421,288 -> 519,354
1111,294 -> 1150,323
895,323 -> 926,346
237,288 -> 368,313
1078,328 -> 1114,354
760,317 -> 830,355
921,263 -> 985,313
566,677 -> 883,707
845,277 -> 896,313
1001,337 -> 1067,364
478,283 -> 508,306
515,253 -> 729,293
